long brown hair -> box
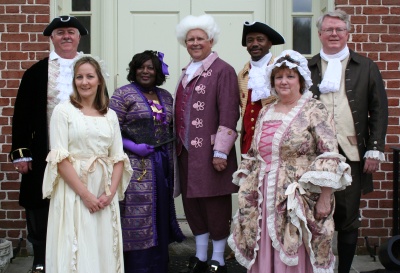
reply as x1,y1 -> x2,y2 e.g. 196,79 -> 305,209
70,56 -> 109,114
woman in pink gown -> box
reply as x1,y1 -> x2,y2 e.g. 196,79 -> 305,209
228,50 -> 352,273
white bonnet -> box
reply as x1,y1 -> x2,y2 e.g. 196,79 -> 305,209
176,14 -> 220,47
265,49 -> 312,95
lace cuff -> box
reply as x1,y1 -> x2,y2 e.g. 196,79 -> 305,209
43,149 -> 71,198
111,153 -> 133,200
298,152 -> 352,192
364,150 -> 385,162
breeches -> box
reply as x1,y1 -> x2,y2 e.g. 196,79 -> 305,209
178,148 -> 232,240
334,160 -> 362,232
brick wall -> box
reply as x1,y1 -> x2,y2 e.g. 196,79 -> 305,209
0,0 -> 50,254
335,0 -> 400,253
0,0 -> 399,256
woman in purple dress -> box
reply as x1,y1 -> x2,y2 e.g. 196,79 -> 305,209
109,50 -> 185,273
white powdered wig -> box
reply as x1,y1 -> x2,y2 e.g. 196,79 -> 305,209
176,14 -> 220,47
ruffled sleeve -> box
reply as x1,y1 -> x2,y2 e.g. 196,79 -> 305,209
299,152 -> 352,192
107,109 -> 133,200
43,102 -> 71,198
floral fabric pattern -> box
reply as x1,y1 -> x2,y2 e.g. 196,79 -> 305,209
228,91 -> 352,273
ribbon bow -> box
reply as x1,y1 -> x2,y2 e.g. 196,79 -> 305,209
285,182 -> 306,211
157,51 -> 169,75
148,100 -> 167,124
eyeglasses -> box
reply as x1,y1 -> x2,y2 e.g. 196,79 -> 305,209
185,37 -> 209,45
276,55 -> 300,65
321,28 -> 348,36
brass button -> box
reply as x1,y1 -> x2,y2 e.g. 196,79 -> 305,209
251,110 -> 254,113
251,118 -> 254,122
218,128 -> 221,132
251,102 -> 255,105
251,126 -> 255,130
228,131 -> 232,135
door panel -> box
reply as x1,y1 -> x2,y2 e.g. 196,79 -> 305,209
117,0 -> 190,92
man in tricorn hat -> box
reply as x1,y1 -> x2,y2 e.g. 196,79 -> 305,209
10,16 -> 88,273
238,21 -> 284,154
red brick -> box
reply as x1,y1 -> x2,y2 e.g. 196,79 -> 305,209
0,15 -> 26,23
382,34 -> 400,43
335,0 -> 349,5
1,89 -> 18,97
1,70 -> 24,79
352,33 -> 368,42
367,16 -> 381,24
7,172 -> 21,180
1,33 -> 29,42
379,199 -> 393,208
1,201 -> 23,210
381,53 -> 400,61
369,34 -> 380,42
6,24 -> 20,33
21,5 -> 49,14
368,0 -> 382,4
387,80 -> 400,89
0,98 -> 10,106
369,219 -> 384,228
361,228 -> 389,237
2,125 -> 12,134
36,0 -> 50,5
1,52 -> 29,60
383,0 -> 400,4
0,0 -> 25,3
363,190 -> 387,199
6,61 -> 20,70
7,43 -> 21,51
382,16 -> 400,24
1,220 -> 26,229
21,23 -> 49,33
6,211 -> 21,219
21,61 -> 37,69
21,42 -> 49,51
392,7 -> 400,14
363,43 -> 386,51
382,71 -> 400,79
363,25 -> 388,33
0,181 -> 20,191
349,0 -> 367,4
35,14 -> 50,23
368,200 -> 379,208
363,6 -> 390,15
7,79 -> 21,88
5,5 -> 20,13
388,45 -> 400,53
350,15 -> 367,24
386,135 -> 399,143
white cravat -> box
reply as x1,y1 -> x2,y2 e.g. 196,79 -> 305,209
319,46 -> 349,93
248,53 -> 272,102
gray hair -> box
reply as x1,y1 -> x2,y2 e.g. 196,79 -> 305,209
316,9 -> 351,32
176,14 -> 220,47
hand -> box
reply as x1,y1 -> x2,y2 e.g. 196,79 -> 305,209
315,193 -> 331,220
213,157 -> 227,171
363,158 -> 380,174
81,191 -> 104,214
98,192 -> 115,208
122,138 -> 154,157
13,161 -> 32,174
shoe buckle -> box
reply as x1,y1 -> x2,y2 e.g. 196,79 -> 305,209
210,264 -> 218,272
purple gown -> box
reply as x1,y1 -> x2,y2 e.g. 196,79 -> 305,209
110,82 -> 185,273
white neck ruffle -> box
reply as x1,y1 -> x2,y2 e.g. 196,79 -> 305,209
248,53 -> 272,102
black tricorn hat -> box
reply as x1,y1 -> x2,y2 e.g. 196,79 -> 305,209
43,16 -> 89,36
242,21 -> 285,46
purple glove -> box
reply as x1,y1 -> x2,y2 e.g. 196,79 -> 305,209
122,138 -> 154,157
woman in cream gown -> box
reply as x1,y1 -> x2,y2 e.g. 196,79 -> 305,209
42,56 -> 133,273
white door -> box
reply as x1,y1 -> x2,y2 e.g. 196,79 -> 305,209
117,0 -> 265,218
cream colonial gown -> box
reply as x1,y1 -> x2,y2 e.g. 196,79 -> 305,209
42,101 -> 133,273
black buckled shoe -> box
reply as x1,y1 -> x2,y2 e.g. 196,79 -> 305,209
179,256 -> 209,273
31,264 -> 45,273
208,260 -> 227,273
